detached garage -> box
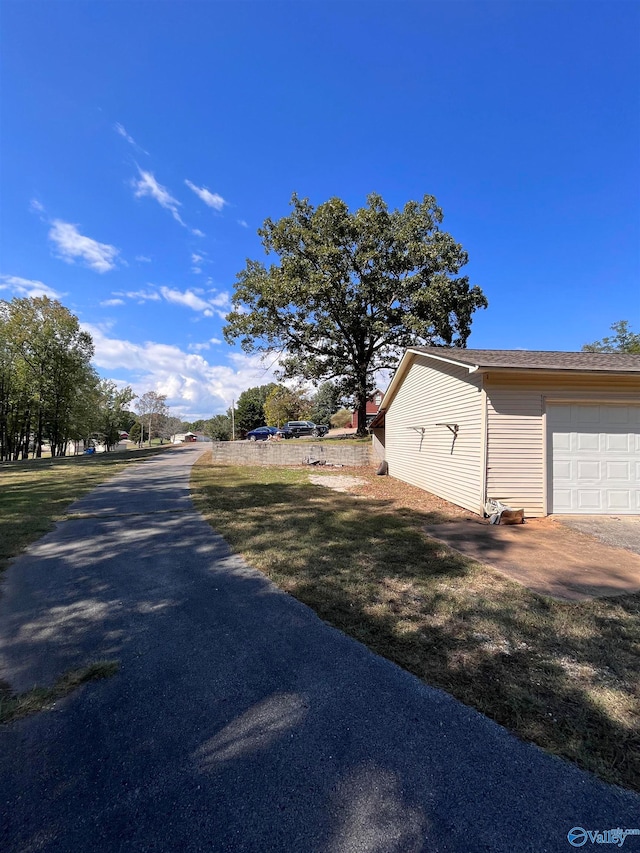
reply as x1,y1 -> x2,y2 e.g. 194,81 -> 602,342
372,348 -> 640,517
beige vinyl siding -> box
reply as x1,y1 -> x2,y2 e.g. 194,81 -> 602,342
371,429 -> 385,462
385,356 -> 483,513
485,372 -> 640,516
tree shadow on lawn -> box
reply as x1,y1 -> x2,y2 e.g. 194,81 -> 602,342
0,447 -> 172,575
193,464 -> 640,792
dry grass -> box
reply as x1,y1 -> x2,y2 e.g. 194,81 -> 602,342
0,660 -> 119,723
191,458 -> 640,792
0,446 -> 169,575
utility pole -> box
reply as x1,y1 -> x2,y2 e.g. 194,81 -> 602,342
231,398 -> 235,441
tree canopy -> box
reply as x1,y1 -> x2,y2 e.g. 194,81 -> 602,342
135,391 -> 169,445
263,384 -> 310,427
309,381 -> 344,426
96,380 -> 136,451
234,383 -> 278,435
582,320 -> 640,354
0,296 -> 99,459
224,193 -> 487,434
204,414 -> 232,441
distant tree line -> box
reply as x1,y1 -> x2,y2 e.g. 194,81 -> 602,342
195,380 -> 348,441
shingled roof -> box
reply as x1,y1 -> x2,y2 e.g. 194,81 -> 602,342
410,347 -> 640,373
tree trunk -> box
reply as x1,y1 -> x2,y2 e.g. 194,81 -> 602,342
35,411 -> 43,457
355,375 -> 369,437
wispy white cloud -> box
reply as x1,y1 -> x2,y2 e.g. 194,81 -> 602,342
132,168 -> 185,226
84,324 -> 279,419
188,338 -> 222,352
100,298 -> 125,306
107,282 -> 229,315
49,220 -> 119,273
0,274 -> 63,300
237,219 -> 248,228
192,228 -> 205,238
159,286 -> 215,316
207,290 -> 230,308
135,255 -> 152,263
114,122 -> 149,155
113,288 -> 161,304
185,180 -> 227,211
114,122 -> 136,146
30,199 -> 45,213
158,285 -> 230,318
191,252 -> 206,275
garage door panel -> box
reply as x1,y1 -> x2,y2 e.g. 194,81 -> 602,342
577,461 -> 600,480
548,404 -> 640,515
553,432 -> 571,451
577,432 -> 599,451
554,460 -> 572,479
606,433 -> 630,451
552,404 -> 572,425
607,461 -> 630,480
576,490 -> 601,510
576,406 -> 601,424
553,489 -> 573,511
607,491 -> 631,510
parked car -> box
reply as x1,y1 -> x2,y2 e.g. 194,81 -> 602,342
245,426 -> 278,441
276,421 -> 329,439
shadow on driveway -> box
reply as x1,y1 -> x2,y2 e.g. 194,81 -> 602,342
423,517 -> 640,600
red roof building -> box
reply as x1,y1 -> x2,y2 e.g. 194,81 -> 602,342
351,390 -> 384,430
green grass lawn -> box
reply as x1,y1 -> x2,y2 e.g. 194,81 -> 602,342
0,446 -> 169,575
191,459 -> 640,792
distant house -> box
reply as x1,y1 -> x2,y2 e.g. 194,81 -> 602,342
172,431 -> 211,444
370,347 -> 640,517
351,390 -> 384,431
173,431 -> 198,443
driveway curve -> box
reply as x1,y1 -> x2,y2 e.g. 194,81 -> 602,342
0,447 -> 638,853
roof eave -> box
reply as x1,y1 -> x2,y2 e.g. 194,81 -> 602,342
379,348 -> 479,410
477,366 -> 640,376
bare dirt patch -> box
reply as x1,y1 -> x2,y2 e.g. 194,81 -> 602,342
308,474 -> 367,492
329,467 -> 474,519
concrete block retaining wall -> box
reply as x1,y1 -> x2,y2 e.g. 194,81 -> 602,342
209,441 -> 375,467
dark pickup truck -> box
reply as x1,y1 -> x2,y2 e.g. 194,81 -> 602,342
277,420 -> 329,439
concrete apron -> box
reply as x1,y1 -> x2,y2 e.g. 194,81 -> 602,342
423,518 -> 640,601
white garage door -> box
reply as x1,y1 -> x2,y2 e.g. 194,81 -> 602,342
548,403 -> 640,514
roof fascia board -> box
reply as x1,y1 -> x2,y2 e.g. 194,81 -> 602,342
407,348 -> 480,372
480,366 -> 640,376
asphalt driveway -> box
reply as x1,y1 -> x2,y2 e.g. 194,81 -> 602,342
0,447 -> 638,852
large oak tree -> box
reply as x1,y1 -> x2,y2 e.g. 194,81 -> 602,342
224,193 -> 487,434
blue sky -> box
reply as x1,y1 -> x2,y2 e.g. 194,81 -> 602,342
1,1 -> 638,419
